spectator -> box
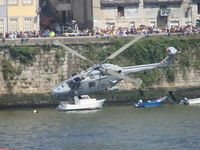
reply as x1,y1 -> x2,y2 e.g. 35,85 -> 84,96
50,30 -> 55,37
2,24 -> 200,39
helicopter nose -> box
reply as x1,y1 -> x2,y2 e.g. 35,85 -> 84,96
52,90 -> 58,97
52,87 -> 62,98
52,86 -> 71,98
49,88 -> 56,97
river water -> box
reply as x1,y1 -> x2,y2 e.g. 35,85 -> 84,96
0,105 -> 200,150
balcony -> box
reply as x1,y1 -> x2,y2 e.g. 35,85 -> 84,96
143,0 -> 183,4
101,0 -> 140,6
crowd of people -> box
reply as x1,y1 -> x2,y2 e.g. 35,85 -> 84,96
0,24 -> 200,41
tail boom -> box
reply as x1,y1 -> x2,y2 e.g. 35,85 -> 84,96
122,47 -> 177,75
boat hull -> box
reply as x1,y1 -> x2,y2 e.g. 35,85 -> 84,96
180,98 -> 200,105
135,96 -> 167,108
139,101 -> 164,108
188,98 -> 200,105
57,99 -> 105,111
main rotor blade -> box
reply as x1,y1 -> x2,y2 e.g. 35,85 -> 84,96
53,40 -> 94,65
104,36 -> 142,61
106,69 -> 142,86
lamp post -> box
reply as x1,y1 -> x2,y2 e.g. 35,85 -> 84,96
5,0 -> 8,35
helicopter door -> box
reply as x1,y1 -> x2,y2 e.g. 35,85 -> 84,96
80,79 -> 97,95
88,81 -> 96,88
88,81 -> 97,93
97,76 -> 109,90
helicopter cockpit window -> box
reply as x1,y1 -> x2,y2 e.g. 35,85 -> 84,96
67,77 -> 81,89
68,80 -> 76,89
100,71 -> 108,76
94,66 -> 101,70
88,82 -> 95,88
74,77 -> 81,82
118,70 -> 122,73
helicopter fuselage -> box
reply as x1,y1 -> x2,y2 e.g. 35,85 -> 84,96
52,45 -> 177,100
52,64 -> 122,100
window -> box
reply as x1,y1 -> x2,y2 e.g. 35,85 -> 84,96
8,18 -> 18,32
68,80 -> 76,89
106,22 -> 115,29
101,83 -> 106,88
24,18 -> 32,31
170,21 -> 179,27
198,3 -> 200,14
160,5 -> 167,9
130,22 -> 135,27
0,19 -> 4,33
149,21 -> 155,27
8,0 -> 18,5
23,0 -> 32,5
0,0 -> 4,5
117,6 -> 124,17
88,82 -> 95,88
197,20 -> 200,26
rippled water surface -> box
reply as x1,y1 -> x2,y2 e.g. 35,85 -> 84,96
0,105 -> 200,150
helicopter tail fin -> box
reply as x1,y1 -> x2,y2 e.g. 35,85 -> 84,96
158,47 -> 177,68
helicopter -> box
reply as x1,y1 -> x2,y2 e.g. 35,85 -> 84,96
52,36 -> 177,100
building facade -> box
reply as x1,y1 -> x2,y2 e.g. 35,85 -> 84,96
0,0 -> 7,34
71,0 -> 93,29
46,0 -> 71,24
72,0 -> 200,29
0,0 -> 39,34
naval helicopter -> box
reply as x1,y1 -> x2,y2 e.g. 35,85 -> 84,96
52,36 -> 177,100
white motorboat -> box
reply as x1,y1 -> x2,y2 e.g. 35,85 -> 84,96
180,97 -> 200,105
57,95 -> 106,111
